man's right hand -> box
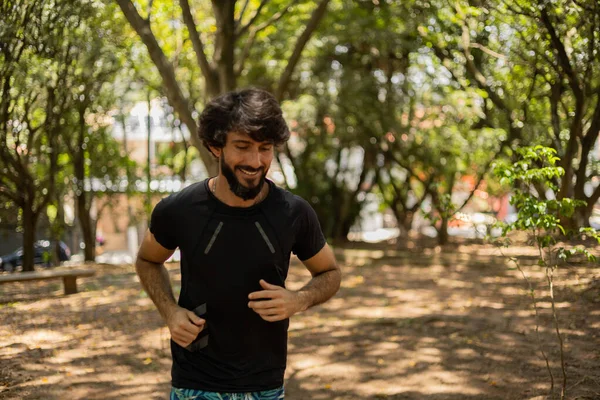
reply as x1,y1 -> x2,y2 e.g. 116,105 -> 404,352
166,306 -> 206,347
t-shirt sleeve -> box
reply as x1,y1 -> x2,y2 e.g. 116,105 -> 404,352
292,198 -> 327,261
149,197 -> 179,250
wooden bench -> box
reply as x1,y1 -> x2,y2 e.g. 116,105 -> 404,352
0,268 -> 96,295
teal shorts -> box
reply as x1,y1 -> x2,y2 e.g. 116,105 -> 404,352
170,386 -> 285,400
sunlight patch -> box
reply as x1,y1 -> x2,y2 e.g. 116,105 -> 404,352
20,329 -> 70,345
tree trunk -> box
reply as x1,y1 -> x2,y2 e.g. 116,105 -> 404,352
438,217 -> 449,246
114,0 -> 217,175
330,200 -> 349,243
571,98 -> 600,229
177,125 -> 189,181
119,106 -> 135,229
212,0 -> 236,93
117,0 -> 332,177
75,109 -> 95,262
275,0 -> 331,101
578,206 -> 592,229
395,214 -> 414,250
339,212 -> 356,243
51,196 -> 66,266
78,196 -> 96,261
146,91 -> 152,213
21,204 -> 37,272
393,208 -> 414,239
562,205 -> 592,233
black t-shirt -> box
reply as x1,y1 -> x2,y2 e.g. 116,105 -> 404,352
149,179 -> 326,392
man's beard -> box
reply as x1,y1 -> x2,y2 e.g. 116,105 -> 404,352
220,154 -> 266,201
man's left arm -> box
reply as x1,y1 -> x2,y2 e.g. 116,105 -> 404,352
248,244 -> 341,322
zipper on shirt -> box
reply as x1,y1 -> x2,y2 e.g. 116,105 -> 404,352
204,221 -> 223,254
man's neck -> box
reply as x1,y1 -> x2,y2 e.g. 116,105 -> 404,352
210,176 -> 268,208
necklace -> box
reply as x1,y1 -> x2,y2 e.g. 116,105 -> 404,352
211,176 -> 265,205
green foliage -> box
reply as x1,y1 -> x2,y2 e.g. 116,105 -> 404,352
283,1 -> 416,237
156,141 -> 198,181
0,0 -> 136,265
423,193 -> 455,225
494,146 -> 585,238
494,145 -> 598,399
281,93 -> 371,240
0,0 -> 77,206
88,126 -> 137,190
423,0 -> 600,229
1,0 -> 91,270
496,147 -> 564,187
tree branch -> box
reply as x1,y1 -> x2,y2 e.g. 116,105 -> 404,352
235,0 -> 299,75
389,168 -> 410,206
0,185 -> 21,204
583,9 -> 596,86
539,6 -> 583,100
455,159 -> 493,213
282,141 -> 299,178
236,0 -> 269,38
237,0 -> 251,27
522,66 -> 539,123
550,82 -> 563,154
427,44 -> 469,92
470,42 -> 506,60
385,149 -> 428,186
147,0 -> 154,21
588,179 -> 600,207
351,148 -> 376,199
574,93 -> 600,199
498,0 -> 536,18
211,0 -> 236,93
414,175 -> 436,212
572,0 -> 595,12
179,0 -> 218,95
275,0 -> 331,101
460,23 -> 512,115
422,25 -> 515,122
115,0 -> 217,174
513,29 -> 559,75
275,151 -> 292,189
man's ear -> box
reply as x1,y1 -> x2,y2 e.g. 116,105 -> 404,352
209,145 -> 222,158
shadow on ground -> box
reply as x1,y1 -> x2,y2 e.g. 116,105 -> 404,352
1,245 -> 599,399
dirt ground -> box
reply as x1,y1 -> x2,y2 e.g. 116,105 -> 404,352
1,241 -> 599,399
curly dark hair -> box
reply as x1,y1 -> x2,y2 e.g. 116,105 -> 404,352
198,88 -> 290,155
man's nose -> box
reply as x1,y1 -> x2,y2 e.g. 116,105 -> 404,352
246,149 -> 262,169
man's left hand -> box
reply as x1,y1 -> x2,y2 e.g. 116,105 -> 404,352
248,279 -> 307,322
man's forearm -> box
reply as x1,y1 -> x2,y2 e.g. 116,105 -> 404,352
135,257 -> 178,322
296,268 -> 341,312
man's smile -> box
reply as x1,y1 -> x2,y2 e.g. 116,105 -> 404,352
238,168 -> 261,177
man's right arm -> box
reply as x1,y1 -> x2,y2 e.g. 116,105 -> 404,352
136,230 -> 205,347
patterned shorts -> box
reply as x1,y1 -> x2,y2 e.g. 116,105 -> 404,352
170,386 -> 285,400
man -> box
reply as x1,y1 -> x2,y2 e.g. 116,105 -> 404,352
136,88 -> 341,400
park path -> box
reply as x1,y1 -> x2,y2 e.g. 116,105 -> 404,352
0,245 -> 599,399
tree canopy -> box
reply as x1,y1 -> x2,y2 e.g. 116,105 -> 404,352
1,0 -> 600,266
